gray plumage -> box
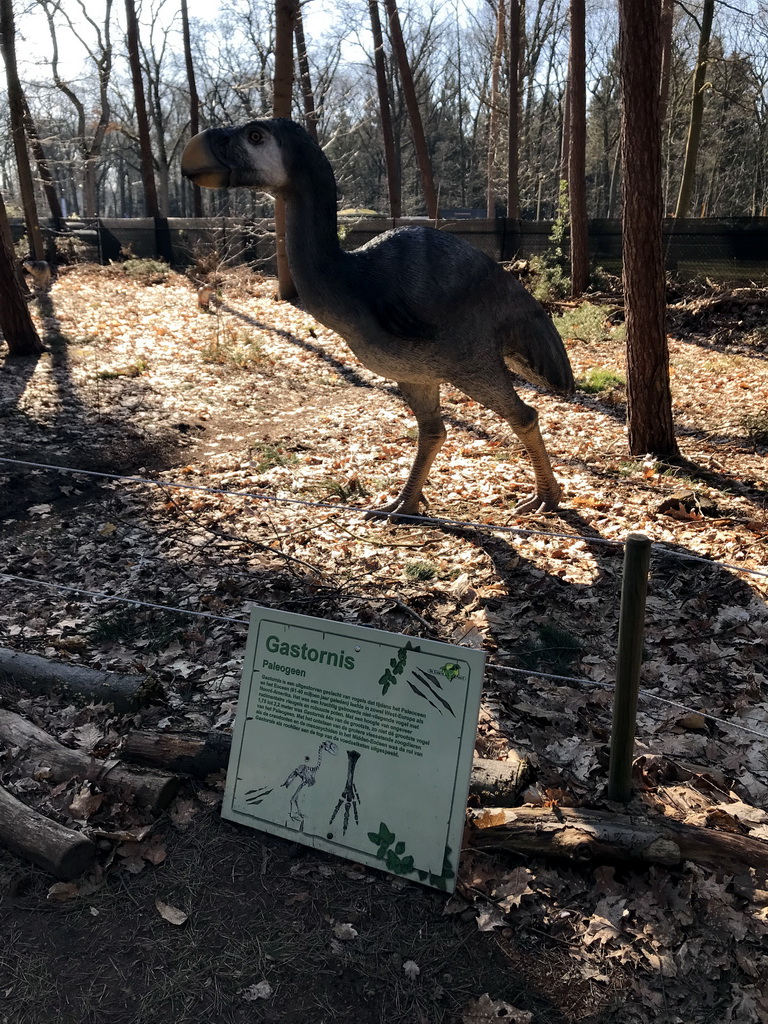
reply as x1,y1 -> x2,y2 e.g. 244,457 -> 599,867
182,118 -> 574,516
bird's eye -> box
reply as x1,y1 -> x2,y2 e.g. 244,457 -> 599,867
248,129 -> 263,145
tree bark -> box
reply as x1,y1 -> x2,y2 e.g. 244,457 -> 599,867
0,709 -> 179,812
124,0 -> 160,218
0,782 -> 96,880
383,0 -> 439,219
659,0 -> 675,128
21,93 -> 64,230
368,0 -> 401,218
0,0 -> 45,260
0,193 -> 43,356
273,0 -> 298,300
674,0 -> 715,218
469,805 -> 768,876
0,645 -> 148,710
181,0 -> 203,217
486,0 -> 506,218
567,0 -> 589,296
618,0 -> 677,457
294,5 -> 318,142
506,0 -> 522,220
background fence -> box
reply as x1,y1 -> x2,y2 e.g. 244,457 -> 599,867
10,216 -> 768,282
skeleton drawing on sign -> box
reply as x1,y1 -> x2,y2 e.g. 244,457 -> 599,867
282,739 -> 338,827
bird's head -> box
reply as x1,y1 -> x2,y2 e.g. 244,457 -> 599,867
181,118 -> 323,195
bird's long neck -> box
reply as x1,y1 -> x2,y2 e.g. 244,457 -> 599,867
281,158 -> 343,300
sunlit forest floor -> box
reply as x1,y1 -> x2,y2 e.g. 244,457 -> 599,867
0,261 -> 766,1023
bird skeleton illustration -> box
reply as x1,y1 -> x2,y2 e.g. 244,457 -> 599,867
282,739 -> 338,826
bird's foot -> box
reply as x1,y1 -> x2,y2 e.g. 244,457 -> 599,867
513,487 -> 562,515
363,492 -> 428,523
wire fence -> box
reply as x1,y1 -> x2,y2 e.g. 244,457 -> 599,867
0,453 -> 766,748
0,455 -> 765,580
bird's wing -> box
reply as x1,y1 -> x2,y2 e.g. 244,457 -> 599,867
353,227 -> 501,341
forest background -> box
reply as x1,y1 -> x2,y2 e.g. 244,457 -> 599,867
2,0 -> 768,226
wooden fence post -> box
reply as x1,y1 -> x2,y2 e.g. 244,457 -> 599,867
608,531 -> 652,802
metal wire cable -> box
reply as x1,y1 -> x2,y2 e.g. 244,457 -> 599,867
489,662 -> 768,742
0,455 -> 626,548
2,455 -> 767,583
2,569 -> 767,744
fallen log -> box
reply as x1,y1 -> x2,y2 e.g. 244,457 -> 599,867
118,729 -> 529,803
0,646 -> 148,711
119,728 -> 233,776
469,805 -> 768,877
0,710 -> 179,812
0,782 -> 96,880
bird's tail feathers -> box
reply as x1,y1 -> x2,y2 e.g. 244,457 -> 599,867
503,311 -> 574,396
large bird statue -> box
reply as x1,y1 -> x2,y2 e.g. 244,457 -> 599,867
181,119 -> 574,516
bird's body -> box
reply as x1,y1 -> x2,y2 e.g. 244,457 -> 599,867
182,118 -> 574,515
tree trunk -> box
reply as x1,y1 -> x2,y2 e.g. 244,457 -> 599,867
486,0 -> 506,218
0,782 -> 96,880
619,0 -> 677,457
180,0 -> 203,217
124,0 -> 159,218
21,93 -> 64,231
469,805 -> 768,875
0,0 -> 45,260
567,0 -> 588,296
0,709 -> 179,812
294,5 -> 318,142
0,644 -> 147,710
674,0 -> 715,219
383,0 -> 439,219
506,0 -> 522,220
273,0 -> 298,300
368,0 -> 401,218
0,193 -> 43,356
659,0 -> 675,128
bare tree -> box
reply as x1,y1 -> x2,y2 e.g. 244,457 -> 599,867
181,0 -> 203,216
507,0 -> 522,219
486,0 -> 506,218
368,0 -> 401,217
40,0 -> 114,219
674,0 -> 715,217
21,94 -> 64,230
0,191 -> 43,357
294,5 -> 318,142
0,0 -> 45,260
567,0 -> 588,296
659,0 -> 675,126
274,0 -> 298,299
619,0 -> 677,457
383,0 -> 439,218
125,0 -> 160,217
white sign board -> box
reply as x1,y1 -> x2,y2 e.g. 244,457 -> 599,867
223,607 -> 485,891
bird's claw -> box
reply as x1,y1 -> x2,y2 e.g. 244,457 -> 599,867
513,489 -> 562,515
363,492 -> 428,522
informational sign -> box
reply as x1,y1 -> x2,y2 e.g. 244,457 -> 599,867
223,607 -> 485,891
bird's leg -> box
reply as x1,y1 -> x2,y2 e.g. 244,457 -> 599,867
510,416 -> 563,513
451,369 -> 563,514
365,381 -> 446,520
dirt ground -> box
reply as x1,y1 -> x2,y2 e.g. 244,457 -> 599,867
0,262 -> 767,1024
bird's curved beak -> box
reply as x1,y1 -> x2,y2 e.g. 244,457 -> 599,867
181,131 -> 232,189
